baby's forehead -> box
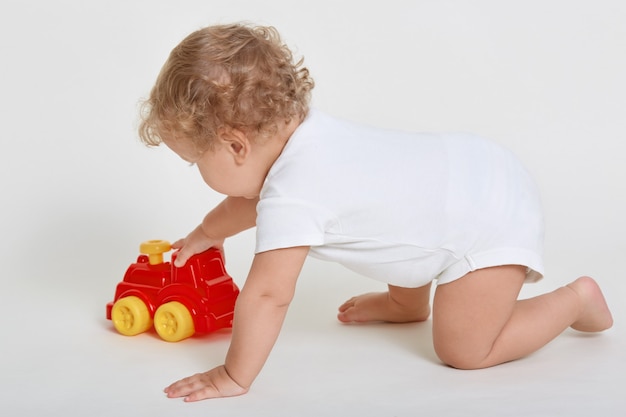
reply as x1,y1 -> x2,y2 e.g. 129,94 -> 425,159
163,136 -> 207,163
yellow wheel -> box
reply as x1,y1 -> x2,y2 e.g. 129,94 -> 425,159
154,301 -> 195,342
139,239 -> 172,265
111,296 -> 152,336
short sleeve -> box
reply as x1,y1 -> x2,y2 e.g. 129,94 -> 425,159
255,197 -> 338,253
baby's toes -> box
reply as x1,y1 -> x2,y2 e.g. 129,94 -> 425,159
337,306 -> 360,323
338,297 -> 357,313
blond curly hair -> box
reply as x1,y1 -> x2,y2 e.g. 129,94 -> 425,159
139,23 -> 314,150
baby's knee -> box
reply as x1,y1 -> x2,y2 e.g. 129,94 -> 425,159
433,339 -> 490,370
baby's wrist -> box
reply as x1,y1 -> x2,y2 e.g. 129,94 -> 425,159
222,364 -> 249,390
198,219 -> 222,243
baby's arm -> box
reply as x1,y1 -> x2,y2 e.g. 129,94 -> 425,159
173,196 -> 259,266
164,245 -> 309,401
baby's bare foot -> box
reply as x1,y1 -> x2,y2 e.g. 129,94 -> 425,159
337,292 -> 430,323
567,276 -> 613,332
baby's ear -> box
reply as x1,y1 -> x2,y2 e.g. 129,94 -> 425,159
229,141 -> 243,153
219,128 -> 250,162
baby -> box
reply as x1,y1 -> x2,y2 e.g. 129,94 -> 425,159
138,23 -> 613,402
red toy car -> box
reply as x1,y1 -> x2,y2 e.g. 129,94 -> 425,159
106,240 -> 239,342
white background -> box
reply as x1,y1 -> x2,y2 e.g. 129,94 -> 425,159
1,1 -> 625,416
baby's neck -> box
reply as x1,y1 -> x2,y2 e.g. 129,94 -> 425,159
253,117 -> 302,186
272,117 -> 302,157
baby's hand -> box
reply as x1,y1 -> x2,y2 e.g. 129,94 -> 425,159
172,224 -> 224,267
164,365 -> 248,402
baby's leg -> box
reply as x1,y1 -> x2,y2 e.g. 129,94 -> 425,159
337,283 -> 431,323
432,265 -> 613,370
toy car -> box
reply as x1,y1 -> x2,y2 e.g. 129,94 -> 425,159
106,240 -> 239,342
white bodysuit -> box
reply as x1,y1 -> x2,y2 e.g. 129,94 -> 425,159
256,109 -> 544,287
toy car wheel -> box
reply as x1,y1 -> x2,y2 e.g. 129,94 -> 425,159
111,296 -> 153,336
154,301 -> 195,342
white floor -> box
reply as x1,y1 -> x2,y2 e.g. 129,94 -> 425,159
2,248 -> 624,417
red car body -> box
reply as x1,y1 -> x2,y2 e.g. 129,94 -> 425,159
106,244 -> 239,341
